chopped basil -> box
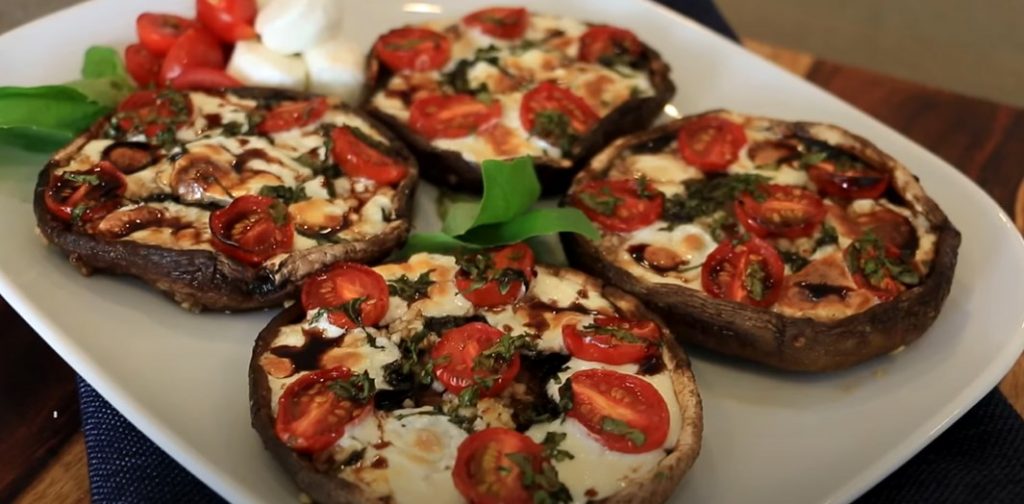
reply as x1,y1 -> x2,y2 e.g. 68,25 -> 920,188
556,378 -> 573,419
339,296 -> 366,327
778,249 -> 810,273
580,322 -> 656,347
267,200 -> 289,226
743,260 -> 767,301
634,174 -> 656,199
69,204 -> 89,226
815,223 -> 839,248
798,150 -> 828,168
259,185 -> 308,204
455,250 -> 528,294
221,121 -> 246,136
387,270 -> 435,303
505,453 -> 573,504
531,110 -> 577,152
576,186 -> 621,216
600,416 -> 646,447
442,45 -> 501,98
540,432 -> 574,462
662,174 -> 769,224
327,370 -> 377,403
473,333 -> 535,372
64,172 -> 100,185
845,232 -> 921,288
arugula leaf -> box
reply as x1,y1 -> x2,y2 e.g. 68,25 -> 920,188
442,157 -> 541,236
600,417 -> 646,447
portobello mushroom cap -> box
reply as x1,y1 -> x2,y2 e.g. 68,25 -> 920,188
33,88 -> 418,312
561,113 -> 961,372
359,23 -> 675,195
249,266 -> 703,504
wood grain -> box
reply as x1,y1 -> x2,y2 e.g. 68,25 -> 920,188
5,40 -> 1024,503
0,299 -> 79,503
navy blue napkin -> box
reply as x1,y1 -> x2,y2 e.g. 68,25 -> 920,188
76,1 -> 1024,503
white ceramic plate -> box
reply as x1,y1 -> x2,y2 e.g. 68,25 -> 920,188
2,1 -> 1023,503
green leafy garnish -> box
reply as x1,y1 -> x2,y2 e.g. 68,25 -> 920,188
540,432 -> 575,462
798,150 -> 828,168
815,223 -> 839,248
399,157 -> 599,259
64,172 -> 101,185
845,232 -> 921,287
267,200 -> 289,226
556,378 -> 574,419
259,185 -> 308,204
505,453 -> 573,504
339,297 -> 366,327
69,204 -> 89,226
600,417 -> 646,447
387,270 -> 435,302
441,45 -> 501,99
576,186 -> 621,216
0,46 -> 135,152
743,261 -> 766,301
327,370 -> 377,403
663,174 -> 769,224
581,322 -> 656,346
473,333 -> 535,372
531,110 -> 577,152
778,249 -> 810,272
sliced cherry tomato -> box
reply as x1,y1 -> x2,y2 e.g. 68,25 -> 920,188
258,97 -> 329,134
431,322 -> 521,397
701,237 -> 785,307
455,243 -> 536,308
520,82 -> 599,150
676,115 -> 748,172
160,27 -> 225,86
853,206 -> 916,254
453,428 -> 544,504
170,67 -> 242,90
124,43 -> 163,88
409,94 -> 502,140
463,7 -> 529,39
196,0 -> 257,42
567,369 -> 669,453
136,13 -> 194,56
275,367 -> 368,454
808,160 -> 891,200
44,161 -> 127,224
579,25 -> 643,65
209,195 -> 294,266
734,184 -> 826,239
114,90 -> 193,139
374,27 -> 451,72
301,263 -> 390,329
329,126 -> 408,185
570,178 -> 663,232
563,316 -> 661,365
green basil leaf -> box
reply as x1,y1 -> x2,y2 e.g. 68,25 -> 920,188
458,207 -> 599,247
442,157 -> 541,236
0,126 -> 77,152
65,76 -> 134,108
81,46 -> 128,80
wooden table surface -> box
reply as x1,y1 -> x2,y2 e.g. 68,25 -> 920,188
3,40 -> 1023,503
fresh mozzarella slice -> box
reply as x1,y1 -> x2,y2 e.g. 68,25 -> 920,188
303,36 -> 365,103
378,411 -> 467,504
226,40 -> 307,91
255,0 -> 343,55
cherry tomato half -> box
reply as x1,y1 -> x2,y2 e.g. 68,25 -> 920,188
209,195 -> 294,266
136,13 -> 194,56
124,43 -> 163,88
275,367 -> 369,454
579,25 -> 643,65
463,7 -> 529,40
409,94 -> 502,140
196,0 -> 257,43
160,27 -> 225,86
843,238 -> 914,301
455,243 -> 536,308
44,161 -> 127,224
301,263 -> 390,329
374,27 -> 451,72
520,82 -> 598,150
570,178 -> 664,232
563,316 -> 661,365
734,184 -> 826,239
807,160 -> 891,200
676,115 -> 748,172
329,126 -> 409,186
701,237 -> 785,307
453,428 -> 544,504
114,90 -> 194,139
258,97 -> 329,134
567,369 -> 669,453
431,322 -> 521,396
170,67 -> 242,90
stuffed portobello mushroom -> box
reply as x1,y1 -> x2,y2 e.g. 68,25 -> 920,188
561,111 -> 961,372
250,248 -> 702,503
34,88 -> 418,312
361,6 -> 675,194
